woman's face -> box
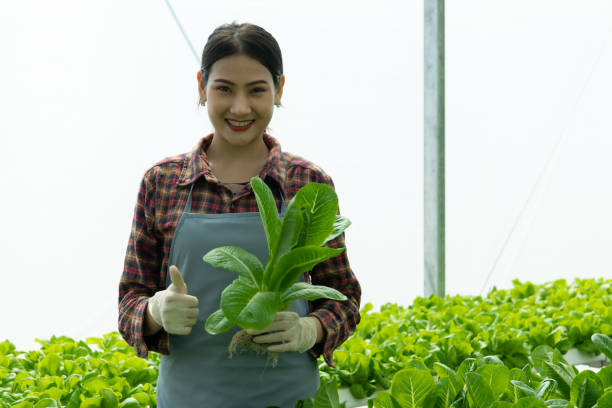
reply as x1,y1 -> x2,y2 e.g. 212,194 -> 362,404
198,54 -> 284,149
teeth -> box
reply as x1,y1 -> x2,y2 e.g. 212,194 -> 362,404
227,119 -> 253,126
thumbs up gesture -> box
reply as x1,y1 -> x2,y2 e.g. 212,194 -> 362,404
148,265 -> 200,335
168,264 -> 188,294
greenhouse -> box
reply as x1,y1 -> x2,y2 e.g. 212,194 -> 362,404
1,0 -> 611,407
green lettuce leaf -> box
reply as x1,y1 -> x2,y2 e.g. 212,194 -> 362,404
203,246 -> 264,289
220,279 -> 283,329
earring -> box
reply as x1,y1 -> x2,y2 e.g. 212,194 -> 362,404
200,100 -> 206,106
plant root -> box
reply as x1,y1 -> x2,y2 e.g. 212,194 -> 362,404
228,329 -> 280,367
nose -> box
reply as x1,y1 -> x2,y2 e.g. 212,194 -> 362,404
230,92 -> 252,116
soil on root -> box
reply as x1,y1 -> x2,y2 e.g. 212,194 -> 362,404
228,329 -> 280,367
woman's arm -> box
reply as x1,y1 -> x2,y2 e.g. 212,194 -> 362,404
307,233 -> 361,367
283,160 -> 362,367
118,167 -> 168,358
144,302 -> 163,336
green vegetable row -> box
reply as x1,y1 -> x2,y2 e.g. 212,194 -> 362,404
1,278 -> 610,407
0,333 -> 158,407
318,278 -> 612,399
300,334 -> 612,408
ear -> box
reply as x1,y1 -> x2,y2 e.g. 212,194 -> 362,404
275,75 -> 285,105
197,71 -> 207,102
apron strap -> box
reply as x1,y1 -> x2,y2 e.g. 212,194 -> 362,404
184,179 -> 286,214
278,184 -> 287,214
185,182 -> 196,213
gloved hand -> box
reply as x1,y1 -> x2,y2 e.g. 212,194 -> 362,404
246,311 -> 318,353
147,265 -> 199,335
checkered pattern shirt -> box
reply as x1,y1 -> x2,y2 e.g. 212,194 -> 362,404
118,133 -> 361,367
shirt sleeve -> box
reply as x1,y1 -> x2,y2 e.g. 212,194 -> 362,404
308,233 -> 360,368
118,167 -> 170,358
286,166 -> 361,367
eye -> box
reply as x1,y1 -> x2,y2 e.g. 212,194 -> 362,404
216,86 -> 230,93
252,87 -> 266,93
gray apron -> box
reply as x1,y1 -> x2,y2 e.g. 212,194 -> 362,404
156,180 -> 320,407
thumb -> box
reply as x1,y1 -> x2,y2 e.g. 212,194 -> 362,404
169,265 -> 188,294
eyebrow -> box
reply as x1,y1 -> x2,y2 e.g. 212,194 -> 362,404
215,79 -> 268,86
213,79 -> 269,86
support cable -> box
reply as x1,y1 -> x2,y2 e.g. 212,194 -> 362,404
479,37 -> 608,296
163,0 -> 200,64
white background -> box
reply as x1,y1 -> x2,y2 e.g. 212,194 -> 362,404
1,0 -> 611,352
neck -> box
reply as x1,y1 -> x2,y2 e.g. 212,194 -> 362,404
208,133 -> 267,160
206,133 -> 270,183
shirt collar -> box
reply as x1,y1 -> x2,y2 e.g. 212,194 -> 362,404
178,133 -> 287,193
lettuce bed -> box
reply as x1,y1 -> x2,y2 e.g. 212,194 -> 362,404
348,341 -> 612,408
1,278 -> 610,407
0,333 -> 158,407
322,278 -> 612,400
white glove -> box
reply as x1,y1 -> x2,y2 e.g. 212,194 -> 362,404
246,311 -> 318,353
147,265 -> 199,335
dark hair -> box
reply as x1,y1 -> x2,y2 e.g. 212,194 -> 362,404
200,22 -> 283,88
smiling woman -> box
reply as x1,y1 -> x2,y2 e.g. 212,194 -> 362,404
117,22 -> 362,408
200,53 -> 283,181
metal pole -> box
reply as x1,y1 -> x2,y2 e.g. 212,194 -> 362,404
424,0 -> 445,297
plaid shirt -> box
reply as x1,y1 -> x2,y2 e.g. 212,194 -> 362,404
118,133 -> 361,367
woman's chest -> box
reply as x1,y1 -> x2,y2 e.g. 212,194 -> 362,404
154,182 -> 282,239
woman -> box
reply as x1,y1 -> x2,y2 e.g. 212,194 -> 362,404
118,22 -> 361,407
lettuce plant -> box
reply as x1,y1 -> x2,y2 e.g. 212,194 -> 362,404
0,333 -> 159,408
203,177 -> 350,335
318,278 -> 612,401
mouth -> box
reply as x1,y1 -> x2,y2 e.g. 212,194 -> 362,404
225,119 -> 255,131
